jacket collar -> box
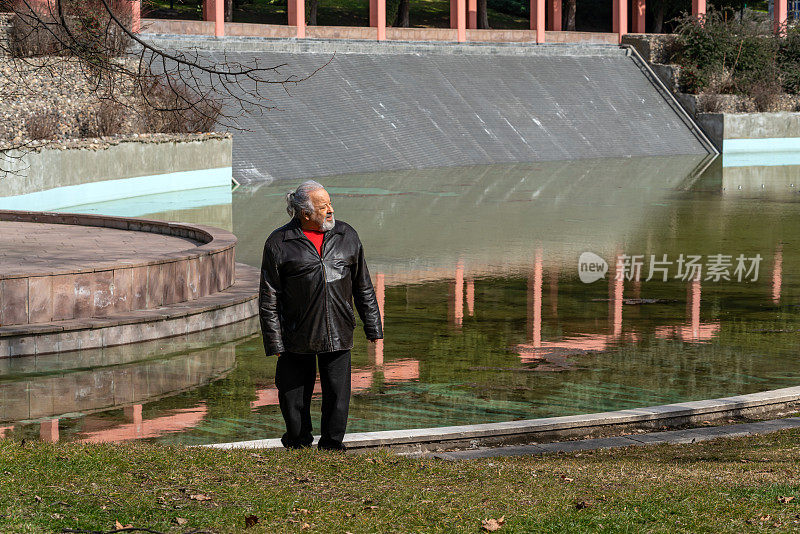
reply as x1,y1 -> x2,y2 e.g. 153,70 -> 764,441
283,218 -> 344,241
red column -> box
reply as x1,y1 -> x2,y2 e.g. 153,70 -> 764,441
113,0 -> 141,33
775,0 -> 788,35
289,0 -> 305,37
547,0 -> 562,31
370,0 -> 378,26
613,0 -> 627,43
456,0 -> 466,42
632,0 -> 645,33
215,0 -> 224,37
692,0 -> 706,18
451,0 -> 458,29
467,0 -> 477,29
39,419 -> 59,442
531,0 -> 545,43
377,0 -> 386,40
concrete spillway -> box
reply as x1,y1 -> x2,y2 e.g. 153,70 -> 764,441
143,37 -> 714,182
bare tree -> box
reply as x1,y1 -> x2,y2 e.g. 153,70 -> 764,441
0,0 -> 327,174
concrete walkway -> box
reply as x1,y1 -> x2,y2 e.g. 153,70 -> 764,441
426,417 -> 800,460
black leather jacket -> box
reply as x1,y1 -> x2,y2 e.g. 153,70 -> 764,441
259,218 -> 383,355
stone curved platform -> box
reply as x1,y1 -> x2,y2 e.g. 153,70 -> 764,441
0,210 -> 259,357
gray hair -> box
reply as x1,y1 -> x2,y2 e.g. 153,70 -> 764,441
286,180 -> 324,219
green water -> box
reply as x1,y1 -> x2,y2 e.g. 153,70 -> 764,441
3,154 -> 800,445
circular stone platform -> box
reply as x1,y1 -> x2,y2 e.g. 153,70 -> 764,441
0,221 -> 201,277
0,210 -> 259,357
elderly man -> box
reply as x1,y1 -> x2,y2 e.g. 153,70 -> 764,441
259,180 -> 383,451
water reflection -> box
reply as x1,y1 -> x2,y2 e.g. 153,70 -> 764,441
5,154 -> 800,445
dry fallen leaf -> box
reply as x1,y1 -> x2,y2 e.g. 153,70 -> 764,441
779,496 -> 796,504
481,516 -> 506,532
245,515 -> 259,528
189,494 -> 212,501
115,520 -> 133,529
173,517 -> 188,526
301,522 -> 311,530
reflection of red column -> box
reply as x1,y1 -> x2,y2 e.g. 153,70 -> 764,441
610,254 -> 623,339
371,273 -> 385,366
690,279 -> 701,341
527,250 -> 543,347
40,419 -> 59,443
124,404 -> 143,440
454,263 -> 464,326
466,278 -> 475,317
773,246 -> 783,304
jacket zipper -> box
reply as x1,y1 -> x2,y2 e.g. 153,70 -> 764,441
300,229 -> 334,351
318,232 -> 333,350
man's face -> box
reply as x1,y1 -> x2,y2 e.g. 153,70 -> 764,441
304,188 -> 335,231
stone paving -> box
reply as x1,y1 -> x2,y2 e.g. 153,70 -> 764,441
427,417 -> 800,460
0,221 -> 199,277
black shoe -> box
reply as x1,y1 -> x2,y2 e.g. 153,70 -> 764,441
282,435 -> 313,450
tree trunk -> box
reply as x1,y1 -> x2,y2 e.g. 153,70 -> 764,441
225,0 -> 233,21
653,0 -> 664,33
477,0 -> 489,29
393,0 -> 409,27
564,0 -> 576,30
309,0 -> 318,25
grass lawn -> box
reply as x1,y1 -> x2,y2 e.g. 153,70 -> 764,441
2,429 -> 800,532
145,0 -> 530,29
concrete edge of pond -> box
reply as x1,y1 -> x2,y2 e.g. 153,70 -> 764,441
0,263 -> 260,357
203,386 -> 800,452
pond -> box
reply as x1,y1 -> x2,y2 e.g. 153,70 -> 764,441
3,154 -> 800,445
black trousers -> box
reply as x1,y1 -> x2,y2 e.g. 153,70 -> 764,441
275,349 -> 351,450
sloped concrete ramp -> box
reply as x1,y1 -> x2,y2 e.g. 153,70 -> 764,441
143,37 -> 714,181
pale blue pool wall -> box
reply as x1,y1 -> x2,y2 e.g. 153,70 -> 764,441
0,134 -> 233,212
696,112 -> 800,167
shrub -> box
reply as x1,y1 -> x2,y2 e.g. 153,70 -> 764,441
95,100 -> 127,136
138,76 -> 222,134
673,9 -> 778,95
25,110 -> 61,140
7,0 -> 131,59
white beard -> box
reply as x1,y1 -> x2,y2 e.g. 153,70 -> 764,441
320,216 -> 335,232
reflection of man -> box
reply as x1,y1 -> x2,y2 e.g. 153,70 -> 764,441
259,180 -> 383,451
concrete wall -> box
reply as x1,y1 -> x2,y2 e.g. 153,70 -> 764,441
143,36 -> 714,182
697,112 -> 800,153
0,135 -> 232,200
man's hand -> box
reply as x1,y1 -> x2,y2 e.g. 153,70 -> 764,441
368,339 -> 378,344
